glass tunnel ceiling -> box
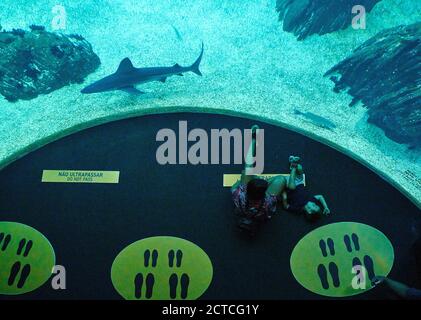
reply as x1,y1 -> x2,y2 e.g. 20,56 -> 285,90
0,0 -> 420,207
1,113 -> 418,299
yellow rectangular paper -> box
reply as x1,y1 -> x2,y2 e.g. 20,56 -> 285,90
42,170 -> 120,184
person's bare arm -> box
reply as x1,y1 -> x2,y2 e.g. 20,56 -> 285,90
373,276 -> 410,298
385,278 -> 411,298
314,195 -> 330,215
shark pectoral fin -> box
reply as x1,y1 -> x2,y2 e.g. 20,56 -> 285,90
120,86 -> 145,95
159,77 -> 167,83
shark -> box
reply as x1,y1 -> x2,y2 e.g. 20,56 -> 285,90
81,43 -> 204,94
293,109 -> 337,131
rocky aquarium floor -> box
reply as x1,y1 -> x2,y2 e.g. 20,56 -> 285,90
0,0 -> 420,206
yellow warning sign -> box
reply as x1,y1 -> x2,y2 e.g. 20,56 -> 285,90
41,170 -> 120,184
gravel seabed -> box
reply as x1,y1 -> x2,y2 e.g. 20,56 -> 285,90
0,0 -> 420,206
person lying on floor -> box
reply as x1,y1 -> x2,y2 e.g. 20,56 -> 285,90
281,156 -> 330,220
231,125 -> 287,220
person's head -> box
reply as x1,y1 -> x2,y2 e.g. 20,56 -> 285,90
303,199 -> 323,215
247,178 -> 268,202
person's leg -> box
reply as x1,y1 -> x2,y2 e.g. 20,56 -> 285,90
295,164 -> 305,185
287,166 -> 297,190
231,172 -> 258,192
287,156 -> 304,189
266,175 -> 287,197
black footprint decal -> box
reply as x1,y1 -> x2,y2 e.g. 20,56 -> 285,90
180,274 -> 190,299
1,234 -> 11,251
344,235 -> 352,252
317,264 -> 329,290
17,239 -> 33,257
151,250 -> 158,268
329,262 -> 340,288
8,262 -> 31,288
352,234 -> 360,251
168,273 -> 190,299
319,240 -> 327,257
352,257 -> 362,269
327,238 -> 335,256
17,264 -> 31,289
134,273 -> 143,299
17,239 -> 26,256
23,240 -> 33,257
169,273 -> 178,299
145,273 -> 154,299
363,255 -> 376,281
176,250 -> 183,268
144,250 -> 151,267
168,250 -> 175,268
8,262 -> 21,286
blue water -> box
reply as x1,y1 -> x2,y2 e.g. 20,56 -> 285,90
0,0 -> 420,201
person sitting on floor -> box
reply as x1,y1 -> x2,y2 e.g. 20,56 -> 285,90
231,125 -> 287,221
281,156 -> 330,220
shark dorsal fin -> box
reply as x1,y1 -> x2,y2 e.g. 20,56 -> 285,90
173,63 -> 182,69
117,58 -> 135,73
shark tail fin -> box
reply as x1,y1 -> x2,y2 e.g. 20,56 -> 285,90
190,42 -> 204,76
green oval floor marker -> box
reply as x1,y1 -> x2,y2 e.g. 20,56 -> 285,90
290,222 -> 394,298
0,221 -> 55,295
111,236 -> 213,300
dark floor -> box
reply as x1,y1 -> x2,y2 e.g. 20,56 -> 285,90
0,112 -> 420,300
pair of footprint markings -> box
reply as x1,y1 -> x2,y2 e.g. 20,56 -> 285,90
0,234 -> 34,289
317,233 -> 376,290
134,272 -> 190,300
141,249 -> 183,268
0,234 -> 34,257
344,234 -> 376,282
318,234 -> 360,258
134,249 -> 189,299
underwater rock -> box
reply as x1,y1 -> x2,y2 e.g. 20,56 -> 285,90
29,24 -> 46,32
276,0 -> 381,40
325,22 -> 421,148
0,27 -> 100,102
11,28 -> 26,38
